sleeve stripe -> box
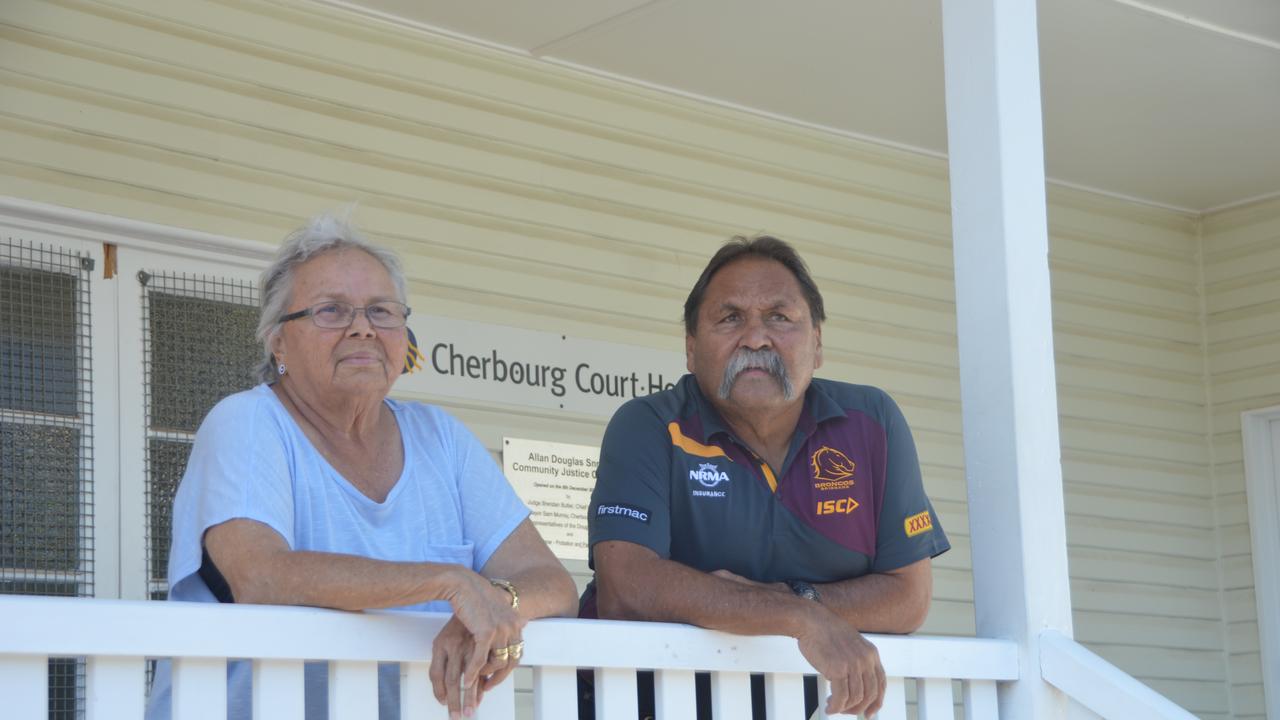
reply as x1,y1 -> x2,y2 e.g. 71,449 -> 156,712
668,422 -> 730,461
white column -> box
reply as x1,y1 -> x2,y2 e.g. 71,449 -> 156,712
940,1 -> 1073,719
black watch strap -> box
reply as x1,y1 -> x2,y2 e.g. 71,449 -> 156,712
787,580 -> 821,602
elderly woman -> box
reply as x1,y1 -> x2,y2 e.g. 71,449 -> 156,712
147,213 -> 577,719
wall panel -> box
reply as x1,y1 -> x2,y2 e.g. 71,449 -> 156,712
1203,196 -> 1280,720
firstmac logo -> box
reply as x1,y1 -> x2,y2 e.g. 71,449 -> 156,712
596,503 -> 650,524
689,462 -> 730,488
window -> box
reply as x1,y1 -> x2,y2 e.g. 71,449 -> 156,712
140,272 -> 259,599
0,212 -> 267,717
1,237 -> 96,719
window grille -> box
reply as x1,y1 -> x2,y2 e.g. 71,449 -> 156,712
1,237 -> 95,719
140,271 -> 259,599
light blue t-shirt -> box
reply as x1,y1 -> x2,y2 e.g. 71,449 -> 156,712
147,384 -> 528,719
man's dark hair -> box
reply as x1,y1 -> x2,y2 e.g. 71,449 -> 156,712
683,235 -> 826,334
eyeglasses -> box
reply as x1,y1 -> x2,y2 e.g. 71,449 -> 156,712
278,301 -> 411,329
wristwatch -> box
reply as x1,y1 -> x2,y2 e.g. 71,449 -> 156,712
489,579 -> 519,610
786,580 -> 821,602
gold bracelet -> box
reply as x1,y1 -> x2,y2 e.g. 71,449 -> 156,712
489,579 -> 519,610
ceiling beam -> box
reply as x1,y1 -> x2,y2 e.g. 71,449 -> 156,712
1108,0 -> 1280,51
529,0 -> 678,57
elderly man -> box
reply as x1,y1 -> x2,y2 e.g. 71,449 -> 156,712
582,236 -> 949,718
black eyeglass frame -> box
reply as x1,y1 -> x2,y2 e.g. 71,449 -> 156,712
278,301 -> 412,329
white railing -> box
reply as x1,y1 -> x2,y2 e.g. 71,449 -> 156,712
0,595 -> 1019,719
1039,630 -> 1196,720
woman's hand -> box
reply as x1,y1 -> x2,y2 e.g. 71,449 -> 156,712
429,569 -> 525,718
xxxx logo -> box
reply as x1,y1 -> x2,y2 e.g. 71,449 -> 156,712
904,511 -> 934,537
811,446 -> 856,490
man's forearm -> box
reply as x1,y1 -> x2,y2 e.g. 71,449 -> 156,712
595,542 -> 824,639
595,543 -> 933,636
813,558 -> 933,633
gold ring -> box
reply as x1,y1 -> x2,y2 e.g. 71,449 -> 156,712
508,641 -> 524,660
491,646 -> 510,661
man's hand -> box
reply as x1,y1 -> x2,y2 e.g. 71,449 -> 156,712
708,569 -> 888,716
595,542 -> 889,716
794,608 -> 886,717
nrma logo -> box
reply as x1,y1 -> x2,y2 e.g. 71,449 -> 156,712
689,462 -> 731,488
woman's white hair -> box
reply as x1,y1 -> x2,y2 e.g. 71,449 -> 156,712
254,211 -> 407,384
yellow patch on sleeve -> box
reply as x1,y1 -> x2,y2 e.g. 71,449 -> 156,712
904,511 -> 934,537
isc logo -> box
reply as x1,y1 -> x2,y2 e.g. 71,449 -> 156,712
816,497 -> 859,515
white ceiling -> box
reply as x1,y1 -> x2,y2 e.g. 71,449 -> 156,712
347,0 -> 1280,212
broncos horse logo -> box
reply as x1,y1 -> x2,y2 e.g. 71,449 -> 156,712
811,446 -> 856,482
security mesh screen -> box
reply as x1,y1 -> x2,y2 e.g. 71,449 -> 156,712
0,423 -> 83,574
1,239 -> 94,720
0,266 -> 78,414
142,272 -> 258,598
147,438 -> 193,582
0,241 -> 94,594
49,658 -> 82,719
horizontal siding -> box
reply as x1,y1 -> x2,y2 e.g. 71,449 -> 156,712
1048,195 -> 1225,716
0,0 -> 1241,716
1203,195 -> 1280,720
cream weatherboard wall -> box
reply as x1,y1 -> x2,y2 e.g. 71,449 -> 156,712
0,0 -> 1250,717
1203,196 -> 1280,720
1049,197 -> 1226,718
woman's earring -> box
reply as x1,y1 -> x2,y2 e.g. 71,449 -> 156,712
277,363 -> 287,376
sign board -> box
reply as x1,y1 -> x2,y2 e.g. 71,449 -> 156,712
397,314 -> 686,416
502,437 -> 599,562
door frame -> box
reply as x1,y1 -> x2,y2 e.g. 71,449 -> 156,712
1241,404 -> 1280,720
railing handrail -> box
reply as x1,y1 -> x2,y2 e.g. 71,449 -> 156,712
1040,629 -> 1196,720
0,595 -> 1018,681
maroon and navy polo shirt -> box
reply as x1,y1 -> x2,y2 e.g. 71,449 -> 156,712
585,374 -> 948,591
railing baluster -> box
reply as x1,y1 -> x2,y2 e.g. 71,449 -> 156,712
475,670 -> 515,719
654,669 -> 695,719
877,676 -> 908,720
963,679 -> 998,720
400,661 -> 445,720
710,671 -> 752,719
532,666 -> 577,720
172,657 -> 227,720
0,655 -> 47,719
813,675 -> 832,720
917,677 -> 954,720
252,659 -> 304,720
87,656 -> 145,719
814,675 -> 910,720
762,672 -> 804,719
329,660 -> 378,719
595,667 -> 638,720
